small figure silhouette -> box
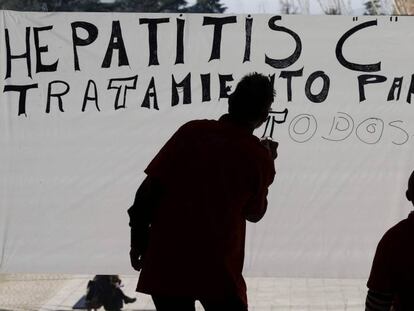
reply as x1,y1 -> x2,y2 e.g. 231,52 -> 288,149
366,170 -> 414,311
85,275 -> 136,311
128,73 -> 278,311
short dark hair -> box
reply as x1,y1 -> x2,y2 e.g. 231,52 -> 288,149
228,72 -> 275,121
408,170 -> 414,192
406,170 -> 414,202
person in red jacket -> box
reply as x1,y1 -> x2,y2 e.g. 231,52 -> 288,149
366,170 -> 414,311
128,73 -> 278,311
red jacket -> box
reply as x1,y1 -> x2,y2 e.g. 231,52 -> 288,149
131,116 -> 275,306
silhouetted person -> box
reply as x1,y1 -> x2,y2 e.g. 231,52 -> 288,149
85,275 -> 136,311
128,73 -> 278,311
366,170 -> 414,311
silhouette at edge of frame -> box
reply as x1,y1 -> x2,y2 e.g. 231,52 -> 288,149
85,275 -> 136,311
365,170 -> 414,311
128,72 -> 278,311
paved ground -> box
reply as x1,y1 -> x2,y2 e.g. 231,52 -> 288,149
0,274 -> 367,311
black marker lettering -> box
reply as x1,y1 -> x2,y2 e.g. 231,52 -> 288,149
142,77 -> 159,110
175,17 -> 185,64
336,20 -> 380,72
203,16 -> 237,61
305,71 -> 330,103
288,113 -> 317,143
265,15 -> 302,69
201,73 -> 211,102
139,18 -> 170,66
280,67 -> 304,102
82,80 -> 100,112
322,112 -> 354,142
357,74 -> 387,102
102,21 -> 129,68
107,75 -> 138,110
34,26 -> 59,73
46,80 -> 69,113
387,77 -> 403,101
389,120 -> 409,145
219,74 -> 234,99
5,27 -> 32,79
243,16 -> 253,63
407,74 -> 414,104
172,73 -> 191,106
3,84 -> 38,116
71,22 -> 99,71
356,117 -> 384,144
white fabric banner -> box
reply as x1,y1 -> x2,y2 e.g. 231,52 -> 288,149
1,11 -> 414,277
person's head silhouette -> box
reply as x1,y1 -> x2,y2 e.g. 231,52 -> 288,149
228,73 -> 275,130
406,170 -> 414,205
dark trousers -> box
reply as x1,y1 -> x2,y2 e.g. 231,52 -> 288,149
152,295 -> 248,311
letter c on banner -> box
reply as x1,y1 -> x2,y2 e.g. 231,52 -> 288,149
288,114 -> 317,143
335,20 -> 380,72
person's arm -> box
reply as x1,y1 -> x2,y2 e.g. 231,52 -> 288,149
127,175 -> 163,271
127,124 -> 187,270
245,188 -> 269,223
365,289 -> 393,311
245,140 -> 277,223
